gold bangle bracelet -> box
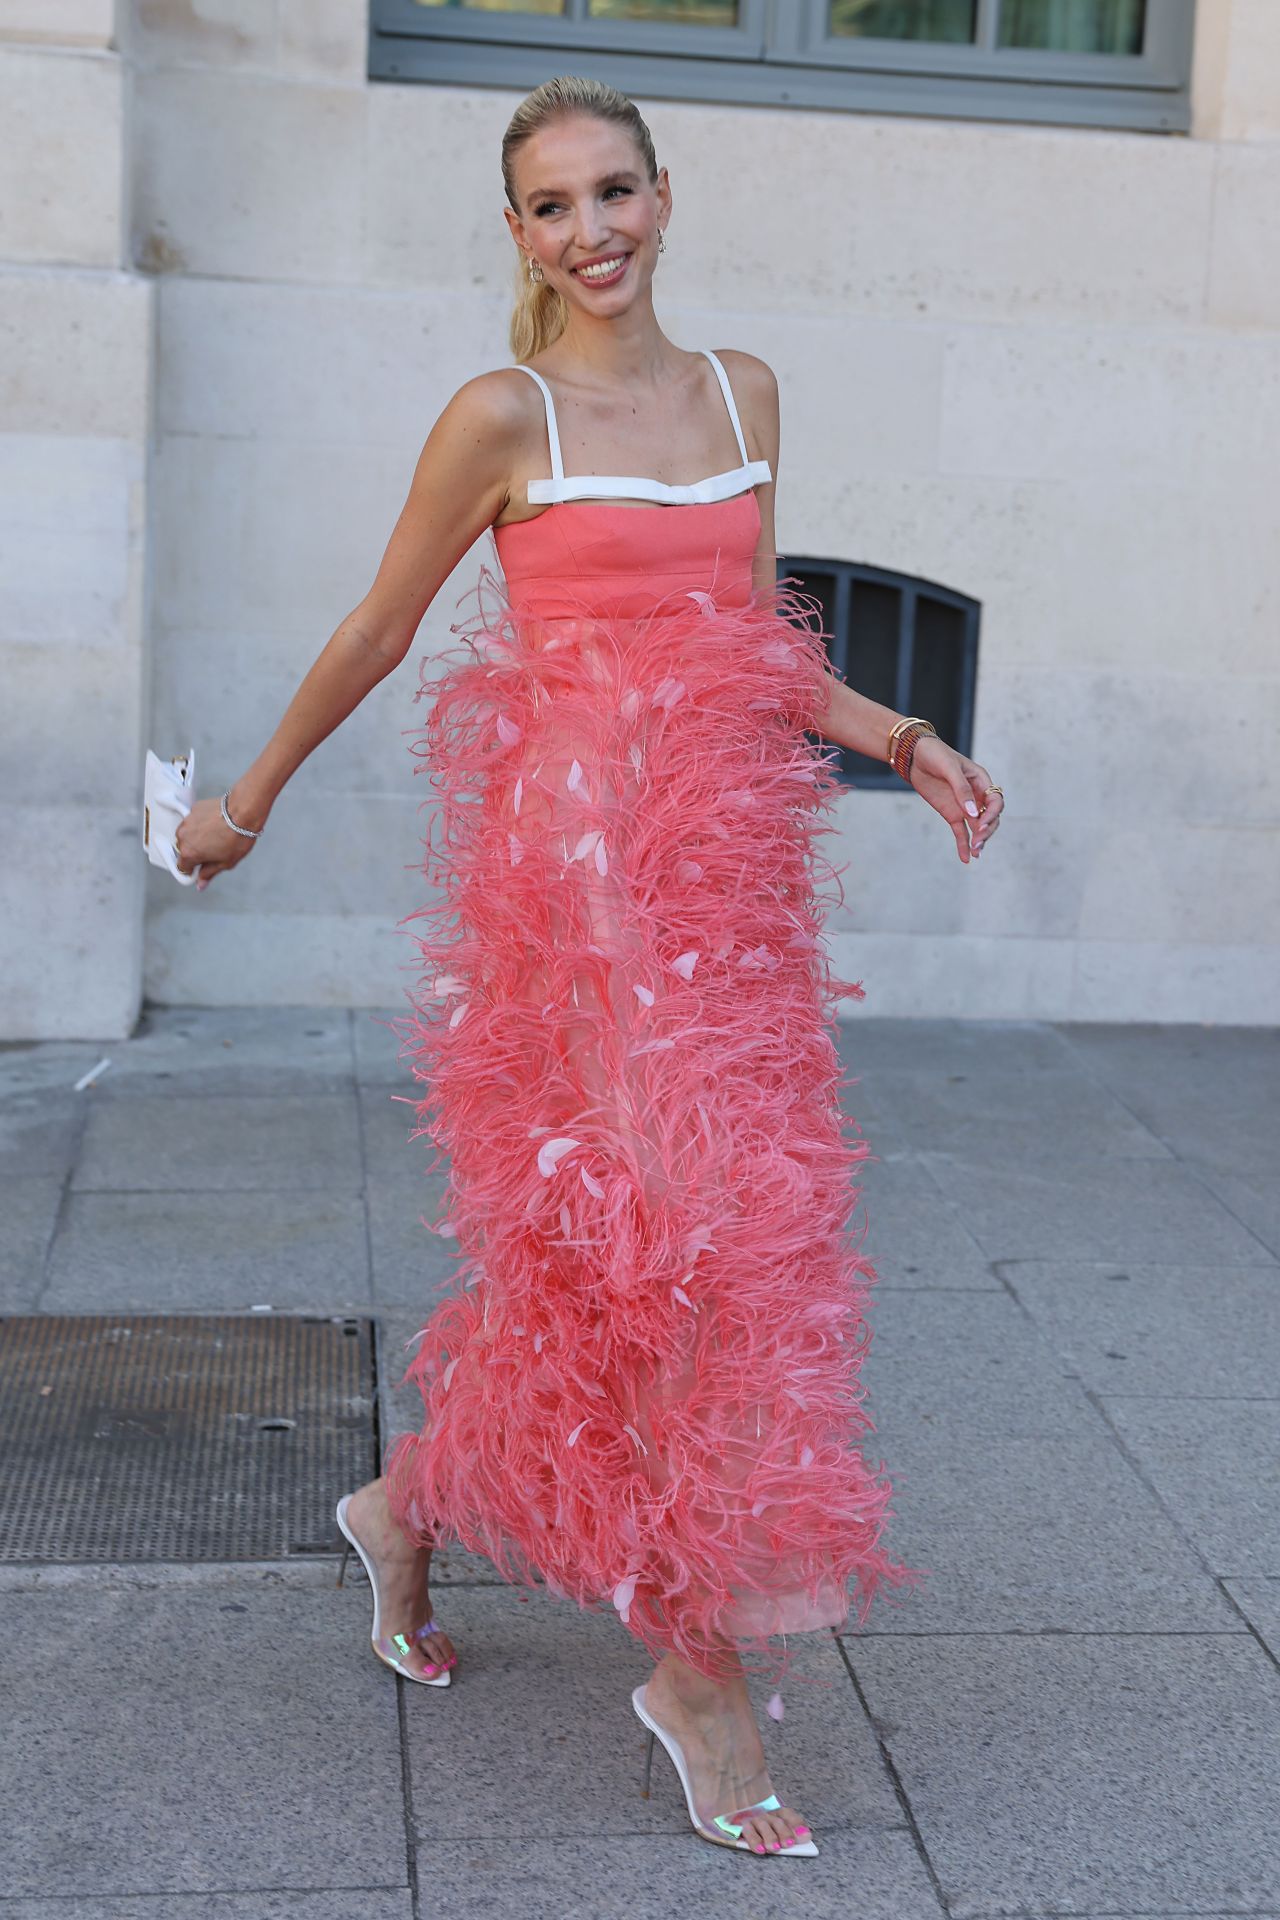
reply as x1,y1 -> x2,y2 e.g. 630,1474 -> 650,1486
890,718 -> 937,782
885,718 -> 909,762
886,715 -> 932,765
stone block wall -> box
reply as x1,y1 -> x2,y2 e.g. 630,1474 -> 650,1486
2,0 -> 1276,1032
0,1 -> 154,1038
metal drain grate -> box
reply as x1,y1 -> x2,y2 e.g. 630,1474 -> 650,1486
0,1314 -> 378,1564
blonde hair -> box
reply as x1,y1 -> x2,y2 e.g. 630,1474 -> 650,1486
502,75 -> 660,364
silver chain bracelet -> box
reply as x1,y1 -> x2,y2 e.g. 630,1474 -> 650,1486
220,792 -> 263,840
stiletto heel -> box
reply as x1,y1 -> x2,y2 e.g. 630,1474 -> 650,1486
336,1536 -> 353,1588
335,1494 -> 453,1688
631,1683 -> 818,1856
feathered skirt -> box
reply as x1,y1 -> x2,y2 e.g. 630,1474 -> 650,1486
382,564 -> 918,1684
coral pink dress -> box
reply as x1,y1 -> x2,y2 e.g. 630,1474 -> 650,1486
383,351 -> 916,1683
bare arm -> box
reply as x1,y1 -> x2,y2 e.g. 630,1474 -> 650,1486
729,348 -> 1004,865
175,372 -> 529,886
728,349 -> 905,764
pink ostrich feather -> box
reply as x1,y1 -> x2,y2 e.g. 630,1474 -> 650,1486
382,541 -> 921,1687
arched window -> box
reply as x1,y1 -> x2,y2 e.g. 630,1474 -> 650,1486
780,555 -> 980,789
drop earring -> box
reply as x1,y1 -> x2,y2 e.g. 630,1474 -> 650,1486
657,229 -> 667,254
526,255 -> 544,283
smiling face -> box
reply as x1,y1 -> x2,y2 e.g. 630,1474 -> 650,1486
505,113 -> 670,315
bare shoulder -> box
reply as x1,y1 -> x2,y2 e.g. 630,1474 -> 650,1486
415,365 -> 547,519
711,348 -> 779,407
437,365 -> 542,441
712,348 -> 779,461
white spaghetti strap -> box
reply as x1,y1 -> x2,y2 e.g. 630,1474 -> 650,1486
510,350 -> 771,506
699,349 -> 750,468
511,362 -> 564,483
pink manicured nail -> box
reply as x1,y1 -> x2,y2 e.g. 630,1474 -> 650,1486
754,1844 -> 766,1854
795,1825 -> 810,1836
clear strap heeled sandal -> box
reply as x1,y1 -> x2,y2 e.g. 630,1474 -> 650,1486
631,1683 -> 818,1856
335,1494 -> 453,1687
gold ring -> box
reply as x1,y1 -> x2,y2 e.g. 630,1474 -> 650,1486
983,785 -> 1003,797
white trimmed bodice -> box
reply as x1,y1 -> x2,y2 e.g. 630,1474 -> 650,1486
512,348 -> 773,508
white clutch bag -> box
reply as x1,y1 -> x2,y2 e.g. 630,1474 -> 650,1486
142,748 -> 197,886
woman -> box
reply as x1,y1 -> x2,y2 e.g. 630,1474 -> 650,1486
175,75 -> 1003,1860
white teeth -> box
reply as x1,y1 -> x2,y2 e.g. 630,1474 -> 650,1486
576,256 -> 627,280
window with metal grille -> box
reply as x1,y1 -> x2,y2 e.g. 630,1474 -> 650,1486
369,0 -> 1195,135
781,554 -> 980,788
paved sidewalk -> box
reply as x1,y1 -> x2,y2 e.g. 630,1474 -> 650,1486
1,1007 -> 1277,1919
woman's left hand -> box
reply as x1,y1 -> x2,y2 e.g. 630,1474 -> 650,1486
905,735 -> 1004,865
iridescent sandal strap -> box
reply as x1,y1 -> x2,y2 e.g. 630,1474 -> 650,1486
713,1791 -> 782,1838
380,1624 -> 446,1665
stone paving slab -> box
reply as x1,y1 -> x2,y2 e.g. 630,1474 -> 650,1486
90,1005 -> 356,1098
846,1429 -> 1234,1637
1103,1396 -> 1280,1577
841,1017 -> 1079,1077
73,1091 -> 364,1194
1054,1029 -> 1278,1257
1198,1161 -> 1280,1262
856,1293 -> 1237,1633
0,1175 -> 62,1308
848,1631 -> 1280,1918
367,1178 -> 465,1309
3,1008 -> 1276,1918
360,1082 -> 440,1182
921,1148 -> 1270,1264
0,1559 -> 352,1595
42,1190 -> 371,1311
1168,1111 -> 1278,1179
399,1827 -> 942,1919
1001,1257 -> 1280,1398
403,1585 -> 900,1844
1223,1575 -> 1280,1659
0,1585 -> 408,1900
1057,1021 -> 1278,1129
866,1287 -> 1105,1429
352,1006 -> 412,1086
0,1039 -> 116,1098
846,1451 -> 1234,1636
858,1065 -> 1171,1162
0,1896 -> 413,1919
0,1087 -> 83,1179
852,1154 -> 999,1290
833,1068 -> 917,1161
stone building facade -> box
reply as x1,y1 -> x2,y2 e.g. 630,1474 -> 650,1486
2,0 -> 1276,1037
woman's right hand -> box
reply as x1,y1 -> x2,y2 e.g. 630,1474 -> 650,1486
175,796 -> 262,891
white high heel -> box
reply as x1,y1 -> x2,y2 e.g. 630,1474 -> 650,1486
632,1682 -> 818,1856
335,1494 -> 452,1687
